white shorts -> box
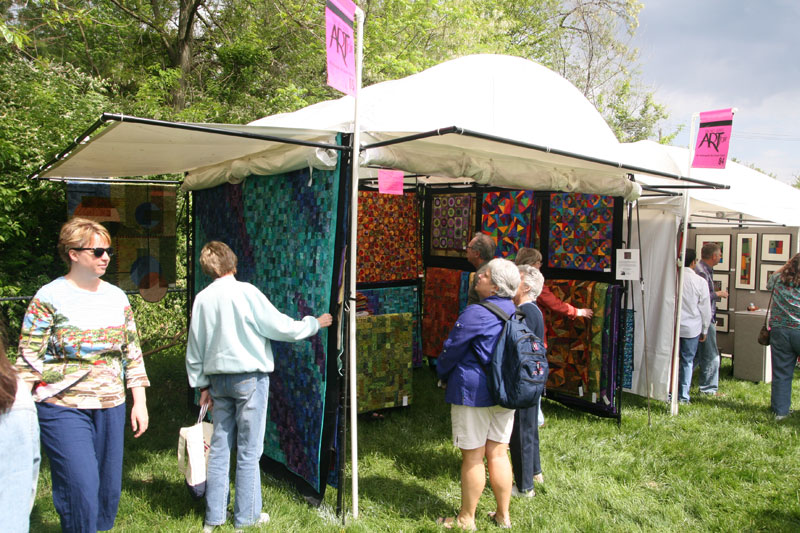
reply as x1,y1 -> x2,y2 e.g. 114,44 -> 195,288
451,404 -> 515,450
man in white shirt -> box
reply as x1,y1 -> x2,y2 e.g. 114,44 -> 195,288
678,248 -> 712,404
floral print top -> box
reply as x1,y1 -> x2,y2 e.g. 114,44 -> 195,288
767,273 -> 800,330
16,277 -> 150,408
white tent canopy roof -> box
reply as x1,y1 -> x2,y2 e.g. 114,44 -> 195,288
624,140 -> 800,227
36,54 -> 719,201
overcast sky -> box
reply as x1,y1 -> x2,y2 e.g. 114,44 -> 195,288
632,0 -> 800,184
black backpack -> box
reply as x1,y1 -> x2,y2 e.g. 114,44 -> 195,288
478,301 -> 548,409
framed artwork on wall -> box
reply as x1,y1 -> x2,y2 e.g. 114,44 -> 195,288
695,234 -> 731,271
715,312 -> 729,333
759,263 -> 781,291
735,233 -> 757,290
713,273 -> 729,311
761,234 -> 791,262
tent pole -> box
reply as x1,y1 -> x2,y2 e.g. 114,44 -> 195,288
669,113 -> 700,416
347,6 -> 365,522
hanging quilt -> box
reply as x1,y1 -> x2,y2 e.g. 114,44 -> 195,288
67,181 -> 177,301
542,279 -> 596,395
357,284 -> 422,367
430,193 -> 477,258
481,190 -> 534,259
422,267 -> 463,358
621,309 -> 635,389
357,190 -> 422,283
356,313 -> 413,413
547,193 -> 614,272
193,165 -> 342,502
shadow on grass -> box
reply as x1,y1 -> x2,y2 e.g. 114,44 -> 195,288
752,506 -> 800,531
29,507 -> 61,533
358,473 -> 450,518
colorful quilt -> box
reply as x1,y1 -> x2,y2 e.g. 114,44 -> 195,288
193,166 -> 341,498
543,279 -> 624,416
622,309 -> 635,389
430,193 -> 477,257
547,193 -> 614,272
422,267 -> 463,358
458,271 -> 472,314
481,190 -> 534,259
542,279 -> 596,395
356,313 -> 413,413
357,284 -> 422,367
357,190 -> 422,283
588,283 -> 608,396
67,181 -> 177,301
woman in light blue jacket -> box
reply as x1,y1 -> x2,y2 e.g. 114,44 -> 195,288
186,241 -> 332,532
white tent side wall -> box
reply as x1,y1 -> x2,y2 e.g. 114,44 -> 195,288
626,198 -> 682,401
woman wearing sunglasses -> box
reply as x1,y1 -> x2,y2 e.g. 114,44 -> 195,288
16,217 -> 150,533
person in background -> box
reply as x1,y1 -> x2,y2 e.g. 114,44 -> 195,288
678,249 -> 711,404
436,258 -> 520,530
515,247 -> 593,427
767,252 -> 800,421
16,217 -> 149,533
693,242 -> 729,396
0,322 -> 40,533
186,241 -> 332,532
509,264 -> 546,498
466,233 -> 497,306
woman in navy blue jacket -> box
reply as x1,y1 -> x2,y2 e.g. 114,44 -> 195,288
509,264 -> 546,498
436,258 -> 520,530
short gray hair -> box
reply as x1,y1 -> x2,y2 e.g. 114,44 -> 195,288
487,258 -> 520,298
518,264 -> 544,300
471,233 -> 496,262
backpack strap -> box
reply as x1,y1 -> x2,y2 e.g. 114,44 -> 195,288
478,301 -> 510,322
475,301 -> 510,377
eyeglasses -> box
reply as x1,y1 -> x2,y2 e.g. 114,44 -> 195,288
72,247 -> 114,258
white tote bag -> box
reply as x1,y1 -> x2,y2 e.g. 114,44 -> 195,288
177,403 -> 213,499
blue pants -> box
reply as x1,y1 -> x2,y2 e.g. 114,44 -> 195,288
509,390 -> 543,494
770,327 -> 800,416
678,335 -> 701,403
37,402 -> 125,533
694,322 -> 720,393
205,372 -> 269,528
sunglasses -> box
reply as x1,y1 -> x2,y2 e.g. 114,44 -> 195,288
72,247 -> 115,258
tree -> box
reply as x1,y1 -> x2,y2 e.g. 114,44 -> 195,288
0,47 -> 110,291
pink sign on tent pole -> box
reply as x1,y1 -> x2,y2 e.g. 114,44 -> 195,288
692,108 -> 734,169
378,169 -> 404,195
325,0 -> 357,95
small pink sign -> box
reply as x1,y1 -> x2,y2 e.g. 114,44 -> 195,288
325,0 -> 356,95
692,108 -> 734,169
378,169 -> 404,195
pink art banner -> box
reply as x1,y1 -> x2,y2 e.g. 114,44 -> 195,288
692,108 -> 734,169
378,169 -> 404,195
325,0 -> 356,95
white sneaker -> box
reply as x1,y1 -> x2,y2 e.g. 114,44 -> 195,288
533,473 -> 544,484
511,484 -> 535,497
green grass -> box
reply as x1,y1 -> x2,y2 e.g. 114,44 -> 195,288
30,353 -> 800,532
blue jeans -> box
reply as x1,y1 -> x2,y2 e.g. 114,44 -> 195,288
694,322 -> 720,393
205,373 -> 269,528
509,389 -> 543,493
37,402 -> 125,533
678,335 -> 700,402
770,327 -> 800,416
0,390 -> 40,533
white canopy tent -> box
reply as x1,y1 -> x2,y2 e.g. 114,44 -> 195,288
621,140 -> 800,402
36,55 -> 708,200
